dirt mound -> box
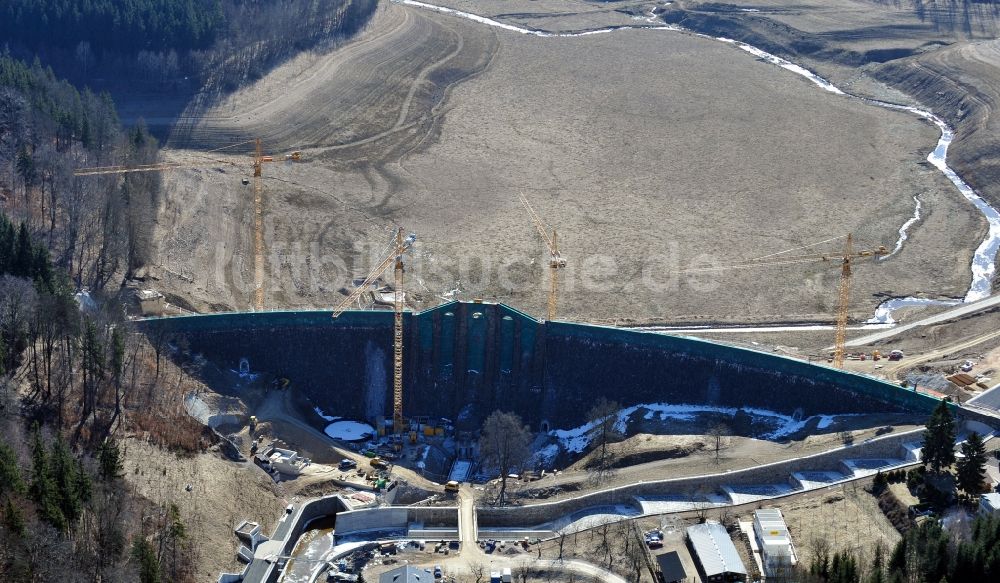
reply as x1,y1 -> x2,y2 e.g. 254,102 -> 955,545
571,434 -> 707,471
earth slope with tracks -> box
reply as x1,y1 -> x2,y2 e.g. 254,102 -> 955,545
148,1 -> 985,325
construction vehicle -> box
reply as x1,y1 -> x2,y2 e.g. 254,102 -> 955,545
74,138 -> 301,311
444,480 -> 460,492
518,192 -> 566,321
332,228 -> 416,435
677,234 -> 887,368
370,457 -> 389,470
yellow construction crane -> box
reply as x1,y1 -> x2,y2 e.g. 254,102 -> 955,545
74,138 -> 301,311
676,234 -> 887,368
518,192 -> 567,321
331,228 -> 416,434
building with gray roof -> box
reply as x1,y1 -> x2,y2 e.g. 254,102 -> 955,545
686,521 -> 747,582
379,566 -> 435,583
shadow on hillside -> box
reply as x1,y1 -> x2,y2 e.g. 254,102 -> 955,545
872,0 -> 1000,36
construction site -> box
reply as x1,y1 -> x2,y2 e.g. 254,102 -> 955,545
64,1 -> 1000,582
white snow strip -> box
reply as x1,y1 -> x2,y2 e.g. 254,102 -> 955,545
551,403 -> 852,452
449,460 -> 472,482
314,407 -> 340,422
883,195 -> 922,259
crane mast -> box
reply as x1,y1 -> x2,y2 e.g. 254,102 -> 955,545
675,233 -> 886,369
832,234 -> 854,368
252,138 -> 270,312
331,228 -> 415,434
518,192 -> 566,321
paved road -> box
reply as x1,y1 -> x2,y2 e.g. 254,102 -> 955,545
458,486 -> 477,546
845,294 -> 1000,347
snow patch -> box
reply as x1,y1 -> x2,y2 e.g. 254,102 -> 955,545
533,443 -> 561,465
551,403 -> 852,451
324,420 -> 375,441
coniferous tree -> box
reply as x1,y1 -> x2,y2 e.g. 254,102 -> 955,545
3,495 -> 25,536
29,425 -> 65,530
956,431 -> 987,495
13,223 -> 32,277
98,439 -> 124,481
132,538 -> 162,583
921,399 -> 956,473
0,442 -> 24,495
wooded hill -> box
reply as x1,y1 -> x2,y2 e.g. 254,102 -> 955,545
0,0 -> 224,53
1,53 -> 159,290
0,0 -> 378,93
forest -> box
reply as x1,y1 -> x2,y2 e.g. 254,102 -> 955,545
0,29 -> 195,578
0,0 -> 224,53
0,0 -> 379,94
1,53 -> 159,288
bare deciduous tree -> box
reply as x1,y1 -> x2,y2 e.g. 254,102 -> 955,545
587,398 -> 622,481
479,411 -> 532,507
708,423 -> 731,462
469,561 -> 486,583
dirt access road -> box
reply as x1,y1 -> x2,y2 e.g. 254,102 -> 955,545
143,0 -> 984,326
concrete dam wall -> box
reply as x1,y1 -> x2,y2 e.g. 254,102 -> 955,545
144,301 -> 940,430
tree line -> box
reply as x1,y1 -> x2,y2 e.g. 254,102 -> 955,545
0,0 -> 379,96
0,0 -> 224,53
796,399 -> 996,583
0,211 -> 199,581
797,512 -> 1000,583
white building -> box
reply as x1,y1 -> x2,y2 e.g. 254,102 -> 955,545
261,444 -> 309,475
752,508 -> 797,578
979,492 -> 1000,515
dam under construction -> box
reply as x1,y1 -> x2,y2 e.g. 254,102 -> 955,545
146,300 -> 941,433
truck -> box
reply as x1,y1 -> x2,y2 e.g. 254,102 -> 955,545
501,568 -> 512,583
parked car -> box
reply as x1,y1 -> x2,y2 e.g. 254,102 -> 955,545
433,565 -> 443,579
339,459 -> 357,470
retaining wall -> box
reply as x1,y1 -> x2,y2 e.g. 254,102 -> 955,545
334,506 -> 459,537
142,302 -> 947,430
477,428 -> 922,528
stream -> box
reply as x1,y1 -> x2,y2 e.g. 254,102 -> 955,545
398,0 -> 1000,325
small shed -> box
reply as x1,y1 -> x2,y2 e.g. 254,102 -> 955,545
135,289 -> 166,315
655,550 -> 687,583
686,521 -> 747,582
